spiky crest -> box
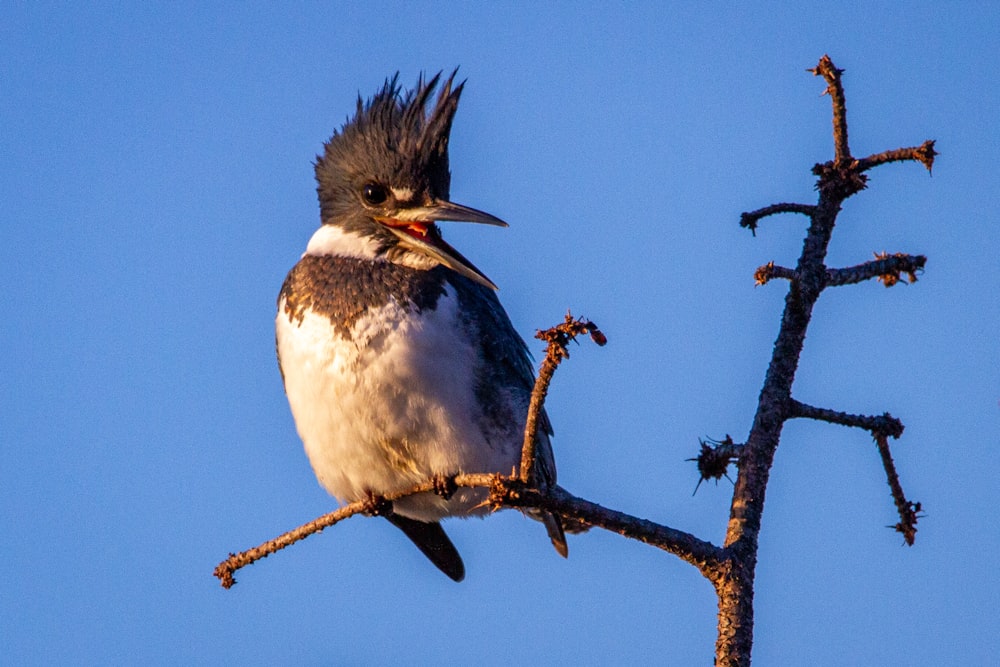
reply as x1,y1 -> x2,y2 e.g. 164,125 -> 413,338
315,71 -> 465,226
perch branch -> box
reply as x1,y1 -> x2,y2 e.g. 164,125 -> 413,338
215,471 -> 724,589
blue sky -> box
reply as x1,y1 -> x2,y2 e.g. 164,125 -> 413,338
3,3 -> 998,665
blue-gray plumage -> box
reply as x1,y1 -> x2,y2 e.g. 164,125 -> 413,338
275,72 -> 566,581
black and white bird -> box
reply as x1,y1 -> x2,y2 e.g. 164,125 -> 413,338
275,72 -> 566,582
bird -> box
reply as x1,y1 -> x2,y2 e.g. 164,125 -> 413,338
275,72 -> 567,582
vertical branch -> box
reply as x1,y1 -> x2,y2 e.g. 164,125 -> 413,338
874,434 -> 921,545
713,55 -> 929,665
715,56 -> 851,667
519,313 -> 606,483
811,55 -> 851,162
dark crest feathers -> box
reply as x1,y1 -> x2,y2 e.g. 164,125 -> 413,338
315,70 -> 465,213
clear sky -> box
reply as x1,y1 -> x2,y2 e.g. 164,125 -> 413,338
3,3 -> 998,665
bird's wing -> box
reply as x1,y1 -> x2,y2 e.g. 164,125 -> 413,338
446,271 -> 570,557
445,272 -> 556,485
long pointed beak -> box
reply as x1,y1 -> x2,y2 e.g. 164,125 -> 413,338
376,200 -> 507,290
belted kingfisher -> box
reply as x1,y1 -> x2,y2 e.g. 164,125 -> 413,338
275,72 -> 567,582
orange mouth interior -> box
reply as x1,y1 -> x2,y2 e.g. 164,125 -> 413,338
377,217 -> 432,240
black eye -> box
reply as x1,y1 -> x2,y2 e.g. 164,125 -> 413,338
362,183 -> 388,206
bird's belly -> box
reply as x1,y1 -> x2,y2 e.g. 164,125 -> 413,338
276,291 -> 515,520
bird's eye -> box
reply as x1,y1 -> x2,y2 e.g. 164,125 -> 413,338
361,183 -> 388,206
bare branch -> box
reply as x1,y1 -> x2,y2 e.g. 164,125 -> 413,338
214,471 -> 724,589
740,203 -> 816,235
826,253 -> 926,287
754,262 -> 796,286
788,400 -> 904,439
520,313 -> 606,482
716,56 -> 928,666
809,55 -> 851,162
856,140 -> 937,174
874,434 -> 921,545
212,475 -> 466,588
503,484 -> 725,580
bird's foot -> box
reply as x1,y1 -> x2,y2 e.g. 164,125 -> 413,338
432,474 -> 457,500
360,490 -> 393,517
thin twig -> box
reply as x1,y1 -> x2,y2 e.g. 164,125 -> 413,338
217,312 -> 608,589
214,473 -> 499,588
519,313 -> 606,482
856,140 -> 937,174
810,55 -> 851,162
788,400 -> 904,439
826,253 -> 926,288
874,434 -> 921,545
740,203 -> 817,236
214,470 -> 724,589
715,56 -> 930,666
754,256 -> 925,288
754,262 -> 796,286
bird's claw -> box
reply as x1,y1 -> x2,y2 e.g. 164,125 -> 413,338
361,490 -> 393,517
432,474 -> 457,500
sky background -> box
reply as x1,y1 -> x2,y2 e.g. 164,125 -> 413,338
3,3 -> 998,665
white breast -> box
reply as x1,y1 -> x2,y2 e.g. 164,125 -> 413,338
276,286 -> 517,521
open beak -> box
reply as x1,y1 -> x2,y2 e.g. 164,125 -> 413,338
376,200 -> 507,290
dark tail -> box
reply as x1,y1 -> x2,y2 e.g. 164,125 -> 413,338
386,514 -> 465,582
541,512 -> 569,558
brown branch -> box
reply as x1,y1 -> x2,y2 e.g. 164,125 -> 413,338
520,313 -> 606,482
740,203 -> 817,236
214,471 -> 724,589
788,400 -> 904,439
826,253 -> 926,287
856,140 -> 937,174
213,475 -> 471,588
754,262 -> 796,286
810,55 -> 851,162
716,56 -> 928,666
500,484 -> 724,580
215,473 -> 502,588
874,435 -> 921,545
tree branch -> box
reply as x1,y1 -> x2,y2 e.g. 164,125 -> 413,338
501,484 -> 724,579
826,253 -> 926,287
874,434 -> 922,545
856,140 -> 937,174
810,55 -> 851,162
214,471 -> 724,589
754,262 -> 796,286
713,56 -> 929,666
740,203 -> 817,236
520,313 -> 606,483
788,400 -> 904,438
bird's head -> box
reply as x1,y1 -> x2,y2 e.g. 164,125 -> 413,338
315,71 -> 506,290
